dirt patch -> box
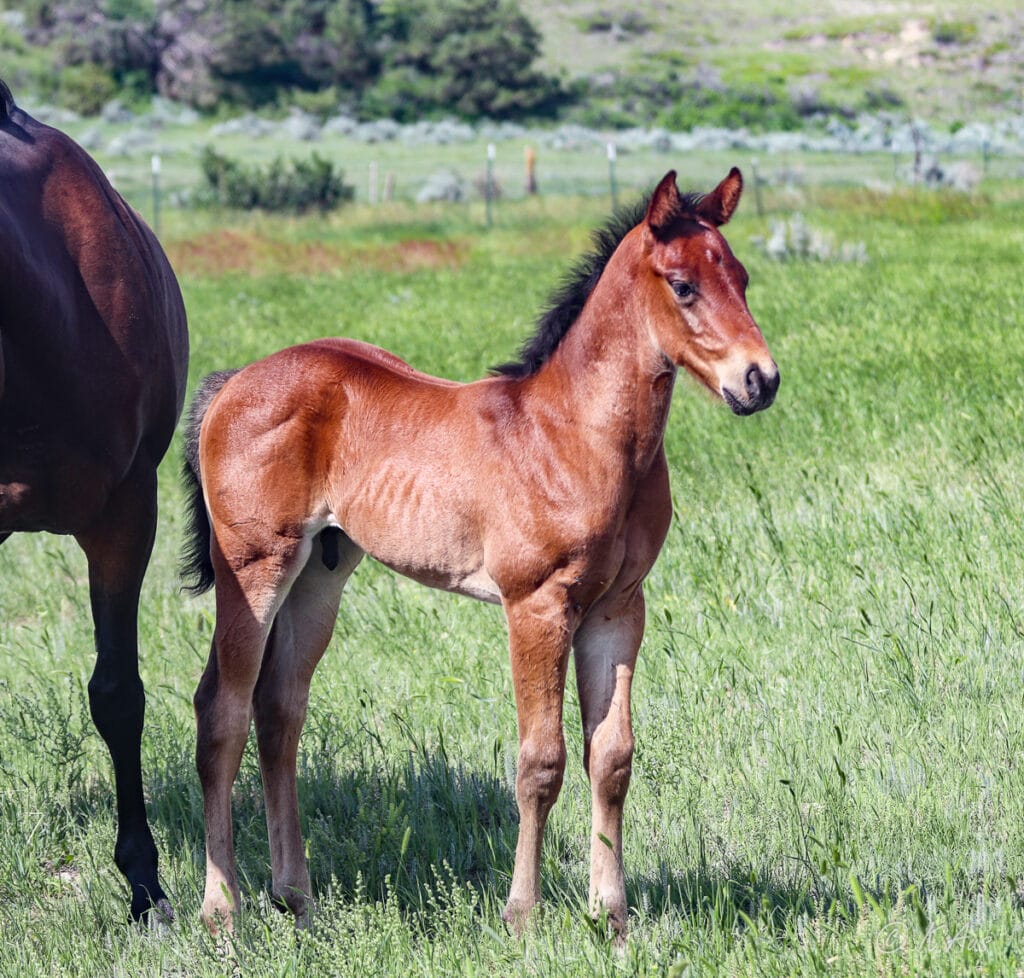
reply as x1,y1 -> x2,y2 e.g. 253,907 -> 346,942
166,230 -> 467,278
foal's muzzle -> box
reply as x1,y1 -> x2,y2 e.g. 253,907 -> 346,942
722,362 -> 780,416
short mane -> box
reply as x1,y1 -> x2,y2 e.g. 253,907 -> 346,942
0,79 -> 14,123
491,187 -> 703,379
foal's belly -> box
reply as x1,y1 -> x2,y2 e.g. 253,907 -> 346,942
361,546 -> 503,606
446,564 -> 503,604
333,456 -> 503,604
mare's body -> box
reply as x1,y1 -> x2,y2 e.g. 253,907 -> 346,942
0,80 -> 189,920
183,170 -> 777,937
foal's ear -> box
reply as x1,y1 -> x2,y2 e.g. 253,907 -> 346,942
696,167 -> 743,226
645,170 -> 683,236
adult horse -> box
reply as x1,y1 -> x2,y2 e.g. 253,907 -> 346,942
182,169 -> 778,938
0,81 -> 188,921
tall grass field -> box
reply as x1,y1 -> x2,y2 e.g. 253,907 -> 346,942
1,178 -> 1023,976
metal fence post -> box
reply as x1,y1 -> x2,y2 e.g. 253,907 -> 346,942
486,143 -> 496,228
607,141 -> 618,211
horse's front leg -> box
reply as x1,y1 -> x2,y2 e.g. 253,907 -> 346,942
75,461 -> 169,923
501,586 -> 575,935
572,586 -> 645,940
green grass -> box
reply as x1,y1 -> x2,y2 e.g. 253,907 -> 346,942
2,182 -> 1024,975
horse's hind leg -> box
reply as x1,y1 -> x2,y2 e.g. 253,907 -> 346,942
194,537 -> 304,932
572,587 -> 645,941
75,462 -> 169,923
253,530 -> 362,925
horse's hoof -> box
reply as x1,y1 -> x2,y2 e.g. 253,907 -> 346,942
590,901 -> 628,946
201,904 -> 236,938
146,898 -> 175,933
501,898 -> 539,938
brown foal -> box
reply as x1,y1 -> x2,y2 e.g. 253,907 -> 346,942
182,169 -> 778,938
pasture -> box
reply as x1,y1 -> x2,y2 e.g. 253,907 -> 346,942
1,176 -> 1023,975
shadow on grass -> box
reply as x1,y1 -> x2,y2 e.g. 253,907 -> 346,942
8,689 -> 862,938
141,732 -> 841,941
143,734 -> 519,915
627,860 -> 820,936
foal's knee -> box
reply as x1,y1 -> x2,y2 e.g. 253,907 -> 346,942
517,737 -> 567,810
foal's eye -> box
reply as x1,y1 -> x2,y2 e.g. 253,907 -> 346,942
671,281 -> 695,299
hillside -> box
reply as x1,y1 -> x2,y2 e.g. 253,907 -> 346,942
522,0 -> 1024,124
1,0 -> 1022,127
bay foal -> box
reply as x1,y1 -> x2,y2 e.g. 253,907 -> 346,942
0,81 -> 188,920
182,169 -> 778,937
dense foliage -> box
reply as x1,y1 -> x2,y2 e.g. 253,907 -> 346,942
14,0 -> 566,119
361,0 -> 563,122
198,145 -> 354,212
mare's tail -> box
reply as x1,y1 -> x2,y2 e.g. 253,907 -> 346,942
180,369 -> 240,595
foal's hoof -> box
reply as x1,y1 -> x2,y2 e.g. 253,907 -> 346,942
589,902 -> 628,947
501,898 -> 539,938
271,885 -> 311,929
201,903 -> 237,938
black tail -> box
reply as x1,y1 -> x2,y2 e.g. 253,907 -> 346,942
180,369 -> 240,595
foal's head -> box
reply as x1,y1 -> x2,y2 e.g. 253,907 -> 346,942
641,169 -> 778,415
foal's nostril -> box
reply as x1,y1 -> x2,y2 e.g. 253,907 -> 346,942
744,364 -> 763,400
740,362 -> 779,411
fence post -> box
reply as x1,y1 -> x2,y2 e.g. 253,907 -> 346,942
485,143 -> 496,228
524,145 -> 537,195
607,141 -> 618,211
368,161 -> 379,205
150,154 -> 161,238
750,157 -> 764,218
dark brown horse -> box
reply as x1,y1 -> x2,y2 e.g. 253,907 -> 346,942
0,81 -> 188,921
182,169 -> 778,938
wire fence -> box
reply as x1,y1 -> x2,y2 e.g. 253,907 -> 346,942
71,116 -> 1024,236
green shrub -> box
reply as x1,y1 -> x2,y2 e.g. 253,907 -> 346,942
657,85 -> 806,132
58,62 -> 118,115
931,18 -> 977,45
198,146 -> 354,213
282,84 -> 348,119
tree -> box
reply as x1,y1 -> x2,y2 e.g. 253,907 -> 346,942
156,0 -> 378,108
15,0 -> 566,119
364,0 -> 564,120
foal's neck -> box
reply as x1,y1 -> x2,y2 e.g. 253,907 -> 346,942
528,238 -> 676,474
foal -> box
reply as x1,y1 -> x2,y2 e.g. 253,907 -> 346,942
182,169 -> 778,937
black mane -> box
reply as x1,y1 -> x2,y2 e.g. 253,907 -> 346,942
491,188 -> 702,379
0,79 -> 14,123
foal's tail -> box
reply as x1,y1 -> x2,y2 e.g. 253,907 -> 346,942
180,369 -> 239,595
